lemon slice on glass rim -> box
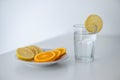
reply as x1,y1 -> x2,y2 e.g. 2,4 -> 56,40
84,14 -> 103,33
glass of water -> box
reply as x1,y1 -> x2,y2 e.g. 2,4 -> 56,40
73,24 -> 97,62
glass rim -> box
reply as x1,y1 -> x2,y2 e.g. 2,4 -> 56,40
73,24 -> 97,35
73,24 -> 85,28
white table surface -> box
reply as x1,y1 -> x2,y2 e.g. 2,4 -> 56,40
0,33 -> 120,80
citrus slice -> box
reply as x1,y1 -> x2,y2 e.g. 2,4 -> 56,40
56,48 -> 66,56
26,46 -> 42,55
28,46 -> 39,55
26,46 -> 36,55
34,51 -> 56,62
52,50 -> 61,60
16,48 -> 34,61
84,14 -> 103,33
30,45 -> 43,53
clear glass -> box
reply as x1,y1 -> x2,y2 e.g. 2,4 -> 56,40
73,24 -> 97,62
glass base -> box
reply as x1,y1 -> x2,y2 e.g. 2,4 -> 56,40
75,56 -> 94,63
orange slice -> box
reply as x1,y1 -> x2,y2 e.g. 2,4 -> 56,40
34,51 -> 56,62
16,48 -> 34,61
52,50 -> 61,60
85,14 -> 103,33
56,48 -> 66,56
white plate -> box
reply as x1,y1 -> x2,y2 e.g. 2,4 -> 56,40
16,48 -> 69,66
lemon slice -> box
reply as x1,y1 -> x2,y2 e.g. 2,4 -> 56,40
30,45 -> 43,53
34,51 -> 56,62
85,14 -> 103,33
26,46 -> 39,55
16,48 -> 34,61
26,45 -> 42,55
26,46 -> 36,55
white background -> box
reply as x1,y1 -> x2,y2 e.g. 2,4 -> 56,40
0,0 -> 120,54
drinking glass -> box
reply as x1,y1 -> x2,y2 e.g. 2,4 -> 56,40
73,24 -> 97,62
